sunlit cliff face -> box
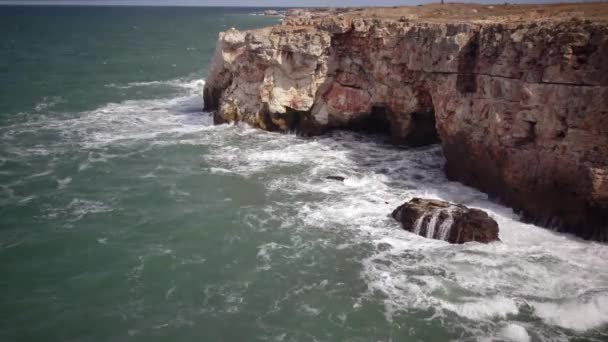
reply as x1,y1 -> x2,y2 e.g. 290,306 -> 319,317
204,14 -> 608,241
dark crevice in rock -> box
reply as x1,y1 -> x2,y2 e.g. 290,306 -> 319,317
213,110 -> 229,125
555,116 -> 568,139
346,106 -> 392,135
279,106 -> 327,136
203,74 -> 232,112
430,70 -> 600,87
326,175 -> 346,181
514,121 -> 537,146
406,110 -> 441,147
386,86 -> 440,147
259,104 -> 324,136
334,80 -> 364,90
258,103 -> 280,131
283,107 -> 304,131
456,32 -> 479,93
203,86 -> 222,112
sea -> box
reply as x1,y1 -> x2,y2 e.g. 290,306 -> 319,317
1,5 -> 607,342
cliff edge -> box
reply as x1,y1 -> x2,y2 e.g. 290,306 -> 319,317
203,3 -> 608,241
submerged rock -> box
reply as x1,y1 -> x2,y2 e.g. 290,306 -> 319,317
325,176 -> 346,181
392,198 -> 499,244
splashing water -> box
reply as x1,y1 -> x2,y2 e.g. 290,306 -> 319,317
410,207 -> 457,241
413,211 -> 429,235
438,208 -> 456,241
425,209 -> 442,239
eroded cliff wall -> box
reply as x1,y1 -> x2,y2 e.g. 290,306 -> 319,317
203,8 -> 608,241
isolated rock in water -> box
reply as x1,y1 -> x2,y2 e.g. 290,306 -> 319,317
392,198 -> 499,244
326,176 -> 346,181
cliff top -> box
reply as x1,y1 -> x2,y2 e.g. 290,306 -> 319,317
283,3 -> 608,24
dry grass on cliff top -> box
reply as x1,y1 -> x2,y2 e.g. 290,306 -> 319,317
335,3 -> 608,23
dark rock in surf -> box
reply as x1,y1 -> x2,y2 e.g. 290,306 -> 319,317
326,176 -> 346,181
392,198 -> 499,244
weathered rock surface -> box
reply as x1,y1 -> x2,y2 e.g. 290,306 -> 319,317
392,198 -> 500,244
203,4 -> 608,241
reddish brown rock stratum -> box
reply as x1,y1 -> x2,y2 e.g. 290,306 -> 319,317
203,4 -> 608,241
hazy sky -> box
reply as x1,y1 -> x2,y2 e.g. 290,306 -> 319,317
0,0 -> 592,6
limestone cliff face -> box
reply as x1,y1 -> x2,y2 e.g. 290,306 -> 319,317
203,14 -> 608,241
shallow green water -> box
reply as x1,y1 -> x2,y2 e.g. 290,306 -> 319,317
1,6 -> 607,342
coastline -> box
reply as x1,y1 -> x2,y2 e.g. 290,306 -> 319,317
203,3 -> 608,242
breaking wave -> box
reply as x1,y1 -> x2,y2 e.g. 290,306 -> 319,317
1,77 -> 211,155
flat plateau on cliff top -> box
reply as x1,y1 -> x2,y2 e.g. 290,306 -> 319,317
293,3 -> 608,23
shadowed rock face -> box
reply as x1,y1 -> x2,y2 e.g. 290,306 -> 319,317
391,198 -> 500,244
203,9 -> 608,241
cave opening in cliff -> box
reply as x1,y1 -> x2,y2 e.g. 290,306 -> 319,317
347,105 -> 393,136
344,104 -> 440,147
406,109 -> 441,147
403,87 -> 440,147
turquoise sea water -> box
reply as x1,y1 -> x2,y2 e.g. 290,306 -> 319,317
1,6 -> 607,342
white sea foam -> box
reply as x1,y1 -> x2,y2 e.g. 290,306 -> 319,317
208,167 -> 235,175
34,96 -> 65,112
199,126 -> 608,338
202,281 -> 248,314
2,77 -> 212,157
57,177 -> 72,189
531,291 -> 608,331
25,170 -> 53,179
300,304 -> 321,316
497,323 -> 531,342
18,195 -> 37,204
67,199 -> 113,222
440,296 -> 519,320
105,78 -> 205,91
42,198 -> 113,222
256,242 -> 290,271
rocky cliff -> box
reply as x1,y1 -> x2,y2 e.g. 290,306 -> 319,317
203,4 -> 608,241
